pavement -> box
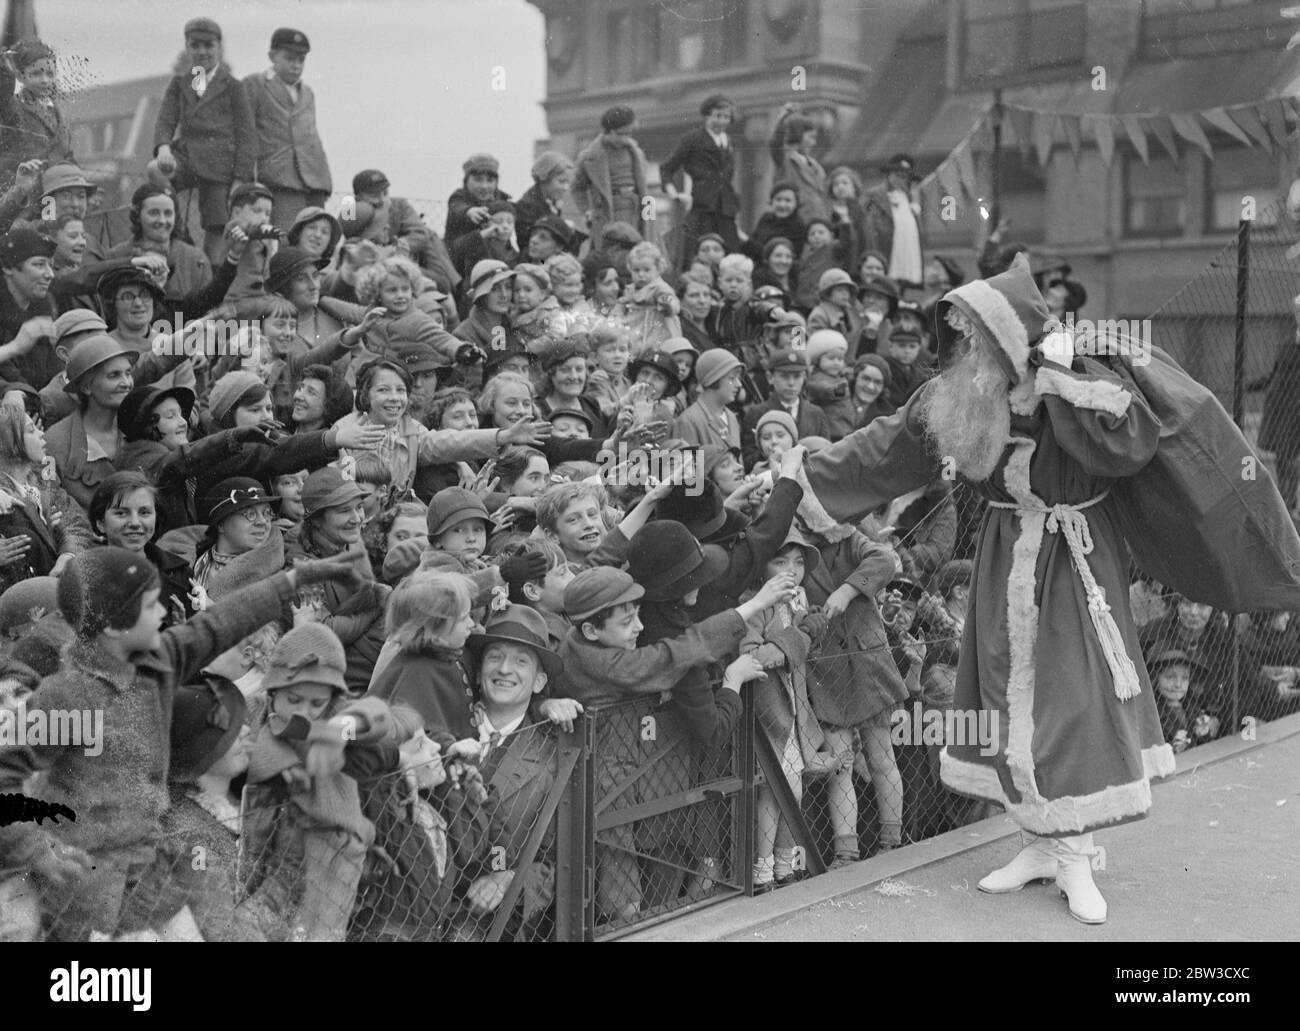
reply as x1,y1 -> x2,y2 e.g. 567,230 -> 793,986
623,713 -> 1300,942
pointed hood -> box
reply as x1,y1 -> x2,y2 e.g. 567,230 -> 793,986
934,252 -> 1051,390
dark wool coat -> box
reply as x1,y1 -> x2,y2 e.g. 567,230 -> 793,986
153,66 -> 256,184
659,127 -> 739,218
242,71 -> 332,193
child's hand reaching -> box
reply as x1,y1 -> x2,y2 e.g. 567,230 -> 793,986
721,654 -> 767,693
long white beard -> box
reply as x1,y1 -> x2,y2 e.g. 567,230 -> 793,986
922,338 -> 1013,482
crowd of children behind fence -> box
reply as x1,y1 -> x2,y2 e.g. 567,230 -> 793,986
0,22 -> 1295,942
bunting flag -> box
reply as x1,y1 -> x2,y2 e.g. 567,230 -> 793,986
1202,107 -> 1254,147
1086,114 -> 1115,166
1170,112 -> 1213,157
1007,106 -> 1034,161
1033,112 -> 1057,166
1121,114 -> 1150,165
908,93 -> 1295,222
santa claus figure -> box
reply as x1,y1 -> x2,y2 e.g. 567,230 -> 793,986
796,253 -> 1300,925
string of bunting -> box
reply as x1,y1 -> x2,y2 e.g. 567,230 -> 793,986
916,95 -> 1300,212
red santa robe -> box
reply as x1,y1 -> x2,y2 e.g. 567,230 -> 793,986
797,256 -> 1178,835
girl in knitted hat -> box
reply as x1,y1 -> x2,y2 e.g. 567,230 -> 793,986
804,329 -> 857,440
240,622 -> 398,941
622,243 -> 681,356
750,409 -> 799,477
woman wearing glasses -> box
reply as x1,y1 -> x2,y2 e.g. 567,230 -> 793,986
192,477 -> 285,602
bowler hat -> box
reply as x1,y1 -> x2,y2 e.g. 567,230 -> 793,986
467,604 -> 563,680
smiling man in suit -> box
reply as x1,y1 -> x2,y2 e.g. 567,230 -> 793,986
660,94 -> 742,270
243,28 -> 334,233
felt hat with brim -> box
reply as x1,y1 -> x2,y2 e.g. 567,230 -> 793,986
627,350 -> 683,397
427,486 -> 489,537
171,676 -> 246,781
656,480 -> 748,545
203,477 -> 281,527
666,336 -> 698,356
694,348 -> 744,389
301,466 -> 365,518
773,527 -> 821,575
40,164 -> 96,197
530,215 -> 573,249
393,339 -> 453,379
62,335 -> 135,394
0,576 -> 61,635
266,245 -> 330,296
52,308 -> 108,345
467,604 -> 562,680
118,384 -> 195,442
287,206 -> 342,256
817,268 -> 856,297
700,443 -> 742,478
469,259 -> 517,304
629,521 -> 728,602
96,265 -> 165,307
564,566 -> 645,623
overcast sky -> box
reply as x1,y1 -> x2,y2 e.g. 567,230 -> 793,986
33,0 -> 548,216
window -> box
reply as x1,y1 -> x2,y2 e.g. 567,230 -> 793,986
1206,146 -> 1281,232
605,10 -> 628,84
962,0 -> 1085,85
1140,0 -> 1286,59
1125,154 -> 1185,237
674,0 -> 708,71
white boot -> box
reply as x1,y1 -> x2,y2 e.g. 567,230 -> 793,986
977,833 -> 1058,894
1054,833 -> 1107,924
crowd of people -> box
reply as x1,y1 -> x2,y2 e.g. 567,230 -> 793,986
0,19 -> 1294,942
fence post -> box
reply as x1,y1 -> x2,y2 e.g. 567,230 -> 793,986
738,687 -> 757,896
1232,216 -> 1250,428
554,717 -> 594,941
